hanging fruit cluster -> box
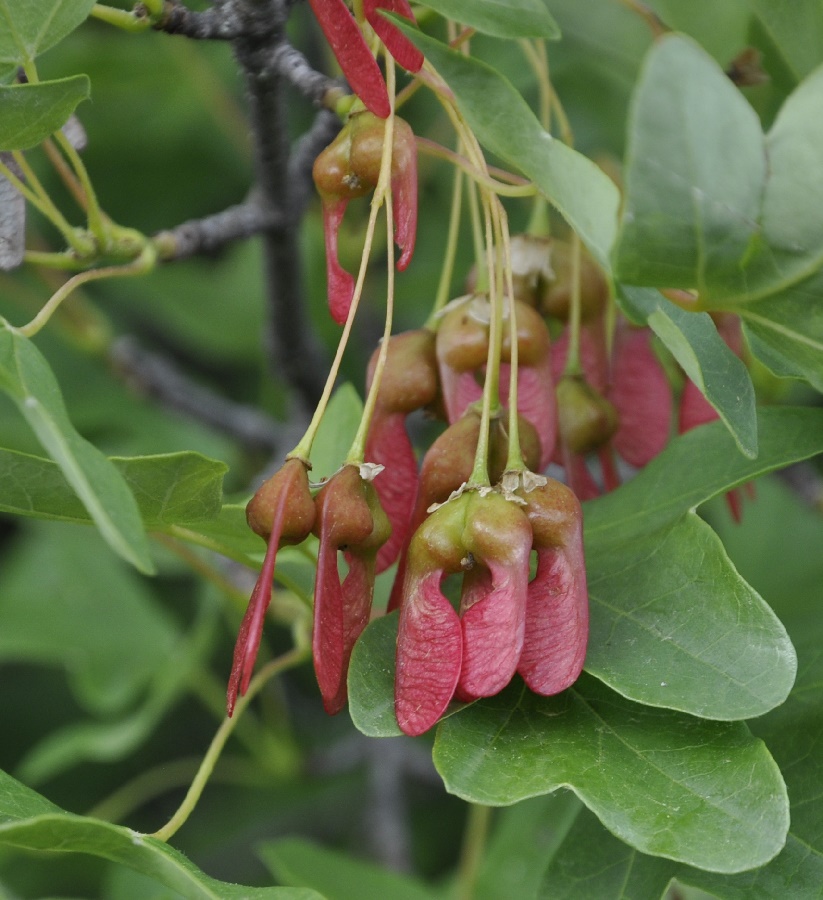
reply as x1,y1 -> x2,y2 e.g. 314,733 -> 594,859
227,1 -> 748,736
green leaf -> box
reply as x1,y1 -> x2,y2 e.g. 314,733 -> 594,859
0,524 -> 176,716
620,286 -> 757,457
747,0 -> 823,81
0,323 -> 153,573
584,407 -> 823,549
538,805 -> 674,898
260,838 -> 439,900
740,277 -> 823,392
309,382 -> 363,482
541,484 -> 823,896
0,0 -> 96,72
389,21 -> 620,271
476,793 -> 583,900
0,77 -> 90,150
348,612 -> 403,738
0,770 -> 321,899
615,35 -> 823,320
615,36 -> 764,297
586,513 -> 796,720
413,0 -> 560,39
0,448 -> 227,526
16,596 -> 217,784
645,0 -> 752,64
433,676 -> 789,873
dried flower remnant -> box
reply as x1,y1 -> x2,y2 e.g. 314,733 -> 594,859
228,458 -> 315,716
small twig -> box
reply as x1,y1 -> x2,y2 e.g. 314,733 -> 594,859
263,41 -> 344,108
152,0 -> 273,41
109,335 -> 281,451
153,196 -> 282,261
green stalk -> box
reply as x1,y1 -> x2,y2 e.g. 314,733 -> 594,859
347,58 -> 398,465
562,232 -> 584,377
290,70 -> 398,465
18,244 -> 156,337
150,646 -> 309,842
90,4 -> 151,32
457,803 -> 492,900
428,153 -> 464,323
466,179 -> 487,292
494,202 -> 525,472
467,194 -> 502,489
416,138 -> 534,197
53,130 -> 109,246
5,154 -> 92,256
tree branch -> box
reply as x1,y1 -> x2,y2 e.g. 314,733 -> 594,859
233,0 -> 329,408
153,195 -> 281,261
110,335 -> 281,451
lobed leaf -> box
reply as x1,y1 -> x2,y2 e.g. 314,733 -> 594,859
0,77 -> 90,150
585,513 -> 796,720
747,0 -> 823,81
433,676 -> 789,874
0,323 -> 153,572
540,481 -> 823,896
413,0 -> 560,39
740,274 -> 823,393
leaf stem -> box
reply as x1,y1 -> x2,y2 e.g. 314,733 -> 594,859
53,129 -> 109,245
149,646 -> 309,842
457,803 -> 492,900
90,3 -> 152,32
19,245 -> 156,338
467,193 -> 500,489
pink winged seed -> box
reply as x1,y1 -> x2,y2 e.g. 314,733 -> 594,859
610,328 -> 672,467
456,555 -> 530,701
364,0 -> 424,74
312,526 -> 348,713
227,491 -> 289,716
366,411 -> 419,572
308,0 -> 391,118
517,543 -> 588,695
395,570 -> 463,736
321,199 -> 356,325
